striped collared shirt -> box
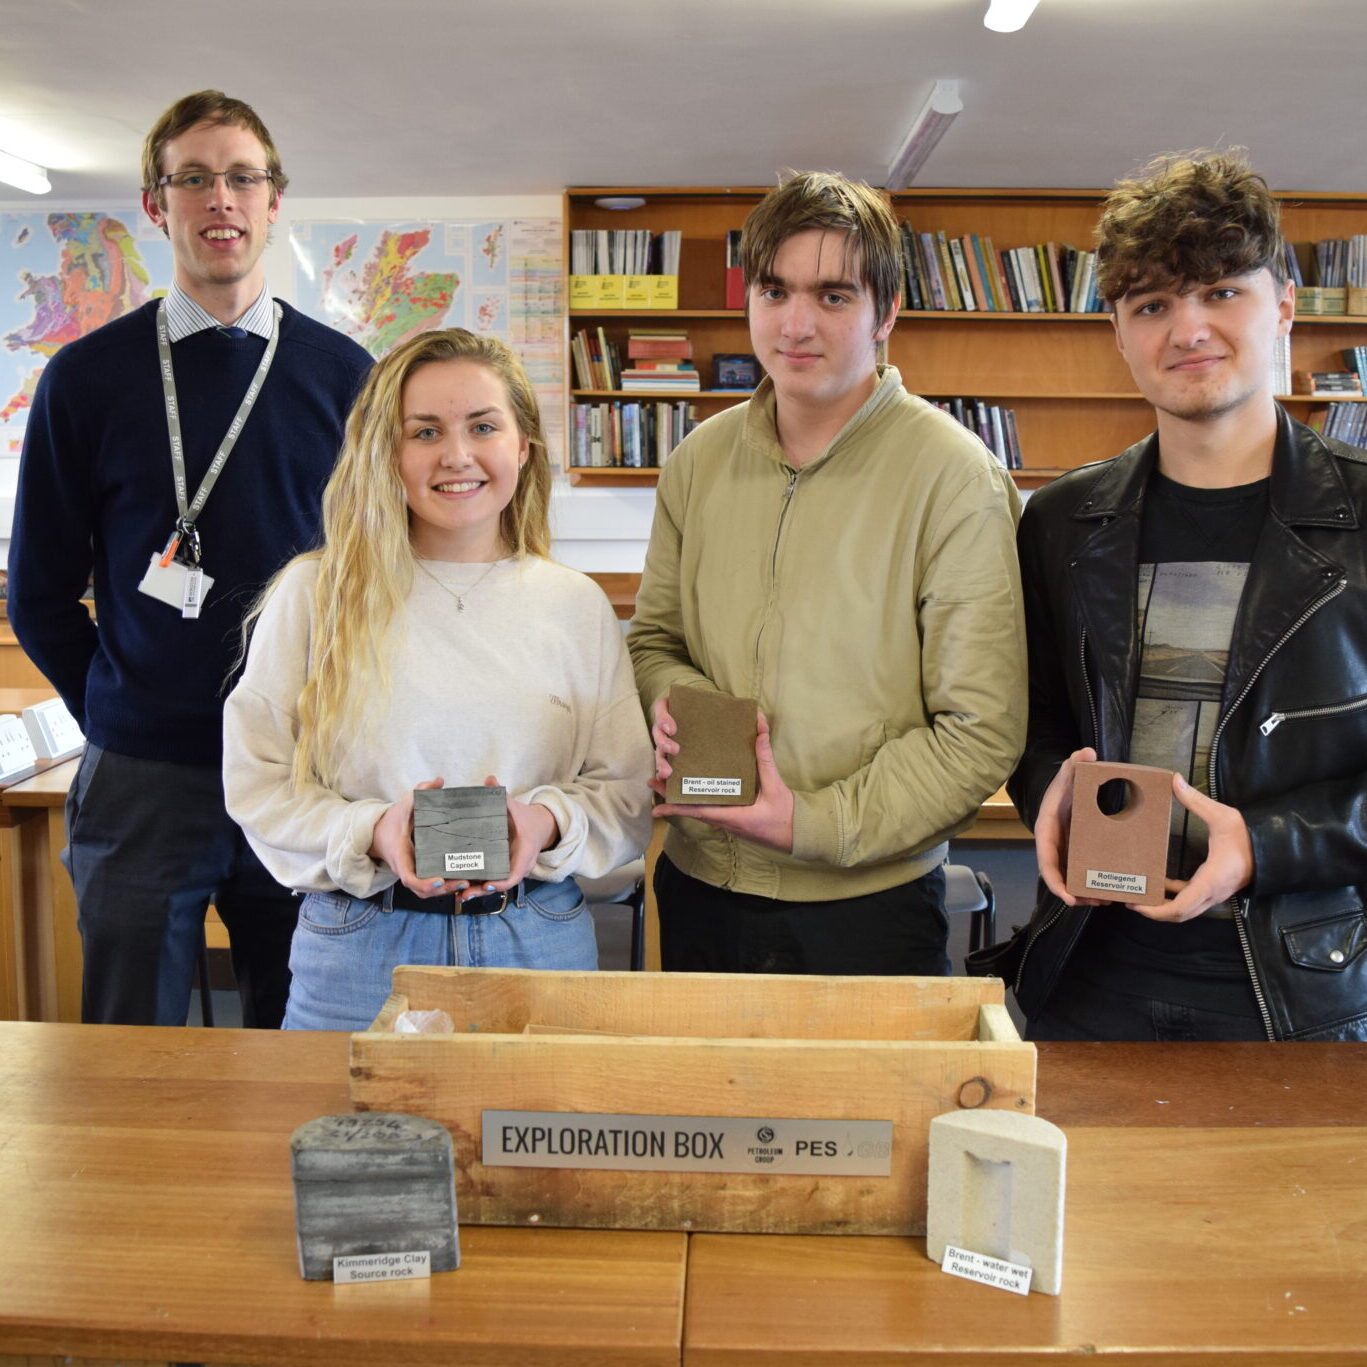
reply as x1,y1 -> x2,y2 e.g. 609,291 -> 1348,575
162,281 -> 275,343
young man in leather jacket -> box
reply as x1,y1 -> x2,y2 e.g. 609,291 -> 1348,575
1003,151 -> 1367,1041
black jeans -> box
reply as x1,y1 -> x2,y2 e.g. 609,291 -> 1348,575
654,854 -> 949,975
1026,975 -> 1267,1041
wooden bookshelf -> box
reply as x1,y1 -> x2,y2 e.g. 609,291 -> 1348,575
564,187 -> 1367,486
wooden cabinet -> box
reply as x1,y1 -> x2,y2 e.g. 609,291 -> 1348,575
564,186 -> 1367,488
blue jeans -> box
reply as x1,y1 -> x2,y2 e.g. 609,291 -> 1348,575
282,877 -> 597,1031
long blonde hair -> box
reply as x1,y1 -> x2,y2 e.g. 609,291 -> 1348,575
252,328 -> 552,792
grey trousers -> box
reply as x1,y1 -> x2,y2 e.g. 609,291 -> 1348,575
64,744 -> 297,1027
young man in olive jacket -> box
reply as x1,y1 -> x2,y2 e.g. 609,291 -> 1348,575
629,172 -> 1026,975
1006,151 -> 1367,1041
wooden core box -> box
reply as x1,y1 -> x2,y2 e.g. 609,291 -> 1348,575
350,968 -> 1036,1236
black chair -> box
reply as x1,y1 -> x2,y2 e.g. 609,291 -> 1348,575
943,863 -> 996,956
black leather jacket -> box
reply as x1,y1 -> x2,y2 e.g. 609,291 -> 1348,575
1008,409 -> 1367,1041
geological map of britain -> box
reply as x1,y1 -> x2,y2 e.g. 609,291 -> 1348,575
316,227 -> 458,356
2,212 -> 168,425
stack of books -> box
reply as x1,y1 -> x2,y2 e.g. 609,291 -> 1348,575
569,399 -> 700,468
900,225 -> 1102,314
1293,370 -> 1363,398
620,330 -> 699,392
929,397 -> 1023,469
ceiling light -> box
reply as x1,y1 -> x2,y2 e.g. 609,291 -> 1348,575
886,81 -> 963,189
0,149 -> 50,195
984,0 -> 1041,32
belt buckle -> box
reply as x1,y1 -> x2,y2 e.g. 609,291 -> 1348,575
463,887 -> 511,916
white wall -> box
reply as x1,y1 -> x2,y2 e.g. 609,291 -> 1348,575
1,192 -> 655,575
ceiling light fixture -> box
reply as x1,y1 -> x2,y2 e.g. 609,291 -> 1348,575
984,0 -> 1041,33
885,80 -> 963,189
0,148 -> 51,195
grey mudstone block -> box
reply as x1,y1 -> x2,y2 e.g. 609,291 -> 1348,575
291,1112 -> 460,1280
412,785 -> 510,880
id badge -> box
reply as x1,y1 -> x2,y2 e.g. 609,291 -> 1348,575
137,554 -> 214,618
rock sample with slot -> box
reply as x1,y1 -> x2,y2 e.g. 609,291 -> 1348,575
1065,760 -> 1172,907
926,1109 -> 1066,1295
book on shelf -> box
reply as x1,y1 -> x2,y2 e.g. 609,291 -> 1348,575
1272,335 -> 1292,397
928,396 -> 1022,469
1341,347 -> 1367,383
569,399 -> 701,468
899,225 -> 924,310
937,233 -> 963,310
621,365 -> 700,392
626,330 -> 693,360
1312,402 -> 1367,446
1294,370 -> 1362,396
725,229 -> 745,309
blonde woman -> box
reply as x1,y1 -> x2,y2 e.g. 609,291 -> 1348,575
223,329 -> 653,1031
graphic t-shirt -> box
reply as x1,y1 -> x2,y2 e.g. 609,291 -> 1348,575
1079,469 -> 1268,1016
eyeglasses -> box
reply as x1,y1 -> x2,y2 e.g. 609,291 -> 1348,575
158,168 -> 274,195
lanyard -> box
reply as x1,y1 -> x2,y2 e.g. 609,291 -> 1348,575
155,298 -> 281,564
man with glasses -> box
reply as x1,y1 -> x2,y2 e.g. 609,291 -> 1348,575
9,91 -> 371,1027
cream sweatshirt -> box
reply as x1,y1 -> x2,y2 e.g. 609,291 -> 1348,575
223,555 -> 654,897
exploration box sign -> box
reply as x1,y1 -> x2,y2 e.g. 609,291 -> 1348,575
483,1111 -> 893,1176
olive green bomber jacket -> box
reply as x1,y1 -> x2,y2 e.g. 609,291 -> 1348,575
628,366 -> 1027,901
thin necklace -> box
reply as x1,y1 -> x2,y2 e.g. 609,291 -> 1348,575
416,557 -> 502,612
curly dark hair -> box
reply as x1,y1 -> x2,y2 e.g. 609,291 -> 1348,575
1095,150 -> 1286,302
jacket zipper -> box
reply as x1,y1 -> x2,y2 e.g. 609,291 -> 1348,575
1206,575 -> 1348,1041
734,466 -> 798,885
1079,626 -> 1099,746
752,467 -> 799,682
1016,626 -> 1099,994
1014,898 -> 1065,995
1259,692 -> 1367,736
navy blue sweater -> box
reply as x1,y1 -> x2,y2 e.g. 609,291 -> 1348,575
9,299 -> 371,765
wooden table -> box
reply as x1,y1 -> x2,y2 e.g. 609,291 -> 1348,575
0,1022 -> 688,1366
957,785 -> 1030,841
684,1041 -> 1367,1364
0,755 -> 80,1021
2,1027 -> 1365,1366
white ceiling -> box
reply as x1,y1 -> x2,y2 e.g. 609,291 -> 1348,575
2,0 -> 1365,202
